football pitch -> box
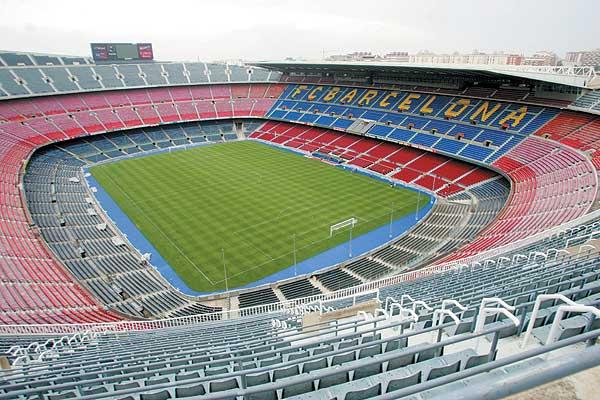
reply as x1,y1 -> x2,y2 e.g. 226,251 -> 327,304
90,140 -> 424,292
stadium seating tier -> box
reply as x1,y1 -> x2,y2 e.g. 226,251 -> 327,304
0,78 -> 598,332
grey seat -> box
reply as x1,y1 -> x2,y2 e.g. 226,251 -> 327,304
127,365 -> 147,374
146,363 -> 164,372
210,359 -> 232,368
212,353 -> 231,361
319,371 -> 349,388
288,351 -> 310,361
448,321 -> 472,335
210,378 -> 239,393
464,351 -> 496,370
339,338 -> 359,349
332,351 -> 356,366
246,372 -> 271,387
358,344 -> 381,359
247,390 -> 278,400
353,362 -> 382,380
387,351 -> 415,370
361,333 -> 381,343
302,357 -> 328,373
175,383 -> 206,398
313,345 -> 333,355
385,338 -> 408,352
557,326 -> 586,340
260,357 -> 282,367
146,377 -> 170,386
345,383 -> 381,400
236,349 -> 253,357
80,387 -> 108,396
386,371 -> 421,392
427,360 -> 461,380
234,362 -> 258,371
416,347 -> 442,363
170,359 -> 189,368
205,366 -> 229,376
140,390 -> 171,400
175,372 -> 200,381
114,382 -> 140,391
273,365 -> 299,381
47,392 -> 77,400
190,356 -> 210,365
282,381 -> 314,398
274,341 -> 291,350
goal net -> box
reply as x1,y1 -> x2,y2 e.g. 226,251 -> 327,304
329,217 -> 358,237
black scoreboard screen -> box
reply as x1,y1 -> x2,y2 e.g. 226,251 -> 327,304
91,43 -> 154,62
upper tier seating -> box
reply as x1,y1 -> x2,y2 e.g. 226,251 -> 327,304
268,84 -> 558,165
571,91 -> 600,111
0,63 -> 282,98
535,110 -> 600,168
278,77 -> 573,108
0,51 -> 91,67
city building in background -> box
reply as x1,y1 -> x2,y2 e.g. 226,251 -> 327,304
566,49 -> 600,67
325,49 -> 600,68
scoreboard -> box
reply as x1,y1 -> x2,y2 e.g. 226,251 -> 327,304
91,43 -> 154,62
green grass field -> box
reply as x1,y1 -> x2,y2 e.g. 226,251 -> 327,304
90,141 -> 423,291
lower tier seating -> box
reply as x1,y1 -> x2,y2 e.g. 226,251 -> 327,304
22,121 -> 262,319
439,137 -> 597,263
0,134 -> 121,325
250,121 -> 499,198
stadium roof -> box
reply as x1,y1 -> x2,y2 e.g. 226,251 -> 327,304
252,60 -> 600,89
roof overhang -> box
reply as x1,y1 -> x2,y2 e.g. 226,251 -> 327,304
250,60 -> 600,90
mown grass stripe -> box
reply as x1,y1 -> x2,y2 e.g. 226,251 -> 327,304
91,141 -> 423,291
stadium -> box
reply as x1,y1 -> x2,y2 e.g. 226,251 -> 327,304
1,7 -> 600,398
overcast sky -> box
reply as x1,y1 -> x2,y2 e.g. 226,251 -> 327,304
0,0 -> 598,62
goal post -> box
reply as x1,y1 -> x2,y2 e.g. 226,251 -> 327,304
330,217 -> 358,237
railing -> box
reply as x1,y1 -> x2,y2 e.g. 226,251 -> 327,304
521,294 -> 600,348
0,270 -> 431,336
0,288 -> 381,335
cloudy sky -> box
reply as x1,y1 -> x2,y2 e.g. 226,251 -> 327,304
0,0 -> 597,62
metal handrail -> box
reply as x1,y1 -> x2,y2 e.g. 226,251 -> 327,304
546,304 -> 600,345
474,298 -> 519,334
521,294 -> 577,348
